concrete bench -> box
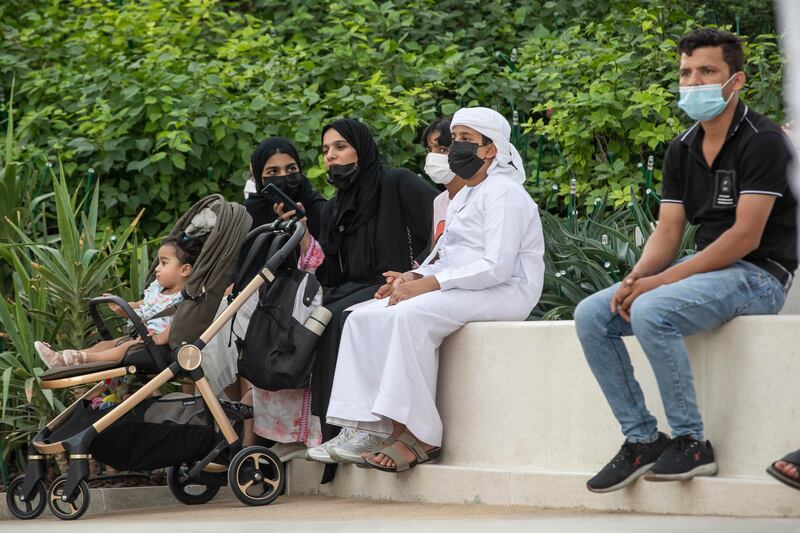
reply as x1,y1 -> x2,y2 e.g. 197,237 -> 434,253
287,283 -> 800,517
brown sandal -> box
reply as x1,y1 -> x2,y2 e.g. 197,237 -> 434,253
365,431 -> 441,473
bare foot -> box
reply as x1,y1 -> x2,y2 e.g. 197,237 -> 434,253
775,460 -> 800,480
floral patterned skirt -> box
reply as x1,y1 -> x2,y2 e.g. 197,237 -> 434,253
252,386 -> 322,446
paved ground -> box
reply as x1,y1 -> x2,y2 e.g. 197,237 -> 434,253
2,495 -> 800,532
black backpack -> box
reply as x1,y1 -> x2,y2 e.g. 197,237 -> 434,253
237,267 -> 326,391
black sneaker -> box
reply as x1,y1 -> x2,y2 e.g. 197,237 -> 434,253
644,435 -> 718,481
587,432 -> 671,493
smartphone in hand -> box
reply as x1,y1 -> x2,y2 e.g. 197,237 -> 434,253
263,183 -> 306,219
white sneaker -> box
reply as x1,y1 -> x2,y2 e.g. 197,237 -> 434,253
330,431 -> 386,464
306,428 -> 355,464
269,442 -> 308,462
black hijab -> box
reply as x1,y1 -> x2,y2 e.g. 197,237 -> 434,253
319,119 -> 381,256
245,137 -> 319,231
250,136 -> 302,191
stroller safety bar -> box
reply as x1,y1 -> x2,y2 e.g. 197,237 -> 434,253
88,295 -> 152,343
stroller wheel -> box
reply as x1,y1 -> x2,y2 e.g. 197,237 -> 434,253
47,474 -> 90,520
166,463 -> 221,505
6,476 -> 47,520
228,446 -> 284,506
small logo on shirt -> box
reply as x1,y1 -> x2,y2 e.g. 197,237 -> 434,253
713,170 -> 737,208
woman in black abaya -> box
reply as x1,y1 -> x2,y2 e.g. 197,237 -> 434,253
308,119 -> 437,481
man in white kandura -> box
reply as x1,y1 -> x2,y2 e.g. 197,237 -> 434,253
325,107 -> 545,473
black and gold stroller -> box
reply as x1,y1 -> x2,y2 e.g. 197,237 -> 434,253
5,195 -> 312,520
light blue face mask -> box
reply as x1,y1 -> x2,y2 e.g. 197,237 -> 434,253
678,74 -> 737,121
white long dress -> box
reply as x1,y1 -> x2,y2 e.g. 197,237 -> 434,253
325,172 -> 545,447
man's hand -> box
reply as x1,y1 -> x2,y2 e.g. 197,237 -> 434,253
609,275 -> 640,316
387,276 -> 440,306
616,274 -> 667,321
375,271 -> 420,299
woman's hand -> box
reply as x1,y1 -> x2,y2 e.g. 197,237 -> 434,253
274,202 -> 311,252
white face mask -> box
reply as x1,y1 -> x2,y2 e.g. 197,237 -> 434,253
243,177 -> 257,199
424,152 -> 455,185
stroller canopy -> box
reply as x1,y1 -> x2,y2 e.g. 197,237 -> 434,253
145,194 -> 251,349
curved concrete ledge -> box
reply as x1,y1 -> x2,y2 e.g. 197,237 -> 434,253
288,314 -> 800,517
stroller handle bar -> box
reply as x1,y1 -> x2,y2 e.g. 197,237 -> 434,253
88,295 -> 153,346
243,217 -> 300,243
265,219 -> 306,273
233,218 -> 305,291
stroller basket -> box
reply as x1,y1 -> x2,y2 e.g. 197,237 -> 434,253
43,395 -> 215,472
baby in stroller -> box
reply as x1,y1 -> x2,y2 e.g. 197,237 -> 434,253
34,233 -> 204,368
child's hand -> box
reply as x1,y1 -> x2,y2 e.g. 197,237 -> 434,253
104,294 -> 125,316
150,330 -> 170,345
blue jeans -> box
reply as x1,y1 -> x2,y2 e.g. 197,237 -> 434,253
574,260 -> 788,443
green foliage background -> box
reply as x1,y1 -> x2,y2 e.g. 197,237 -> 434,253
0,0 -> 786,235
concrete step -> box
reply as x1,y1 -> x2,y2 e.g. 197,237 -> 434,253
285,315 -> 800,517
287,460 -> 800,518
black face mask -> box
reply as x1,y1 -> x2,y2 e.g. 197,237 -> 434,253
448,140 -> 487,180
327,163 -> 359,190
259,171 -> 305,196
284,171 -> 304,195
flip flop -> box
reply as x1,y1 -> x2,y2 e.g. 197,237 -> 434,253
364,431 -> 441,473
767,449 -> 800,491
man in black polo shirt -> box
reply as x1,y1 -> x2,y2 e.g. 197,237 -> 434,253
574,28 -> 796,493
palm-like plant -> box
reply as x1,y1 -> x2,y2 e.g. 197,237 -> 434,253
0,168 -> 146,470
0,88 -> 149,478
533,193 -> 698,320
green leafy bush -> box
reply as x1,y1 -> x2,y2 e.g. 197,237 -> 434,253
0,0 -> 785,234
514,8 -> 785,212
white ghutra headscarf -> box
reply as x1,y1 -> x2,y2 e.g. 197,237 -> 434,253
451,107 -> 526,184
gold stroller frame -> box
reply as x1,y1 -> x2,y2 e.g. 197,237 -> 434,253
6,219 -> 305,520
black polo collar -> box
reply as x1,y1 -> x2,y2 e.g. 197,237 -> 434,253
679,100 -> 750,147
